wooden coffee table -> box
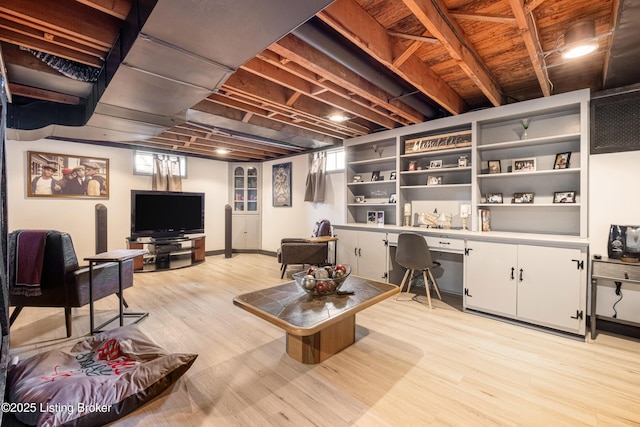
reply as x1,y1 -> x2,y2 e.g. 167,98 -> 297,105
233,276 -> 399,364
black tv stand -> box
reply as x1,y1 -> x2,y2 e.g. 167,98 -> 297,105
127,235 -> 206,272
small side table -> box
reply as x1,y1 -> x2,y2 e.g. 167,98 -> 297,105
85,249 -> 149,334
308,236 -> 338,264
591,257 -> 640,339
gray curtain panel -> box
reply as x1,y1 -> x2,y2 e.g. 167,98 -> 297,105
304,153 -> 326,203
152,155 -> 182,191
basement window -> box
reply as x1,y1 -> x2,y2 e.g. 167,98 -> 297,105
325,148 -> 344,173
134,150 -> 188,178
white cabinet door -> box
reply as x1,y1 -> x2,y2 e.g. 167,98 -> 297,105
466,240 -> 586,334
516,245 -> 584,332
336,229 -> 359,270
465,240 -> 518,316
335,229 -> 388,281
357,230 -> 388,282
232,216 -> 260,249
232,216 -> 245,248
243,215 -> 260,249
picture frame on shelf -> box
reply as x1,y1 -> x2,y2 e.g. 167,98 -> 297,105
554,152 -> 571,169
353,174 -> 362,183
427,175 -> 442,185
389,171 -> 397,180
355,195 -> 366,203
458,155 -> 468,167
371,171 -> 380,181
389,193 -> 397,204
488,160 -> 501,174
367,211 -> 377,224
408,161 -> 417,171
553,191 -> 576,203
513,158 -> 536,172
377,211 -> 385,226
513,192 -> 535,203
486,193 -> 503,204
429,159 -> 443,169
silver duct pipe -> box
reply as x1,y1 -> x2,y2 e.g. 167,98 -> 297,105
292,20 -> 442,120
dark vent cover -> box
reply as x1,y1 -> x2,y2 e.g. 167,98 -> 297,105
591,89 -> 640,154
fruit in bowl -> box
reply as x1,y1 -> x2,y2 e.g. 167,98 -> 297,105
293,265 -> 351,296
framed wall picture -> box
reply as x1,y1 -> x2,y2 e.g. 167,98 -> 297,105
27,150 -> 109,198
554,152 -> 571,169
429,159 -> 443,169
272,162 -> 292,207
513,192 -> 535,203
488,160 -> 501,174
486,193 -> 503,204
553,191 -> 576,203
513,158 -> 536,172
427,175 -> 442,185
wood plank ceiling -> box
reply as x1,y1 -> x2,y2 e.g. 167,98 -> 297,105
0,0 -> 620,161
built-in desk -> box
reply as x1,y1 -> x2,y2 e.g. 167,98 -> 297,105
591,257 -> 640,339
335,224 -> 590,337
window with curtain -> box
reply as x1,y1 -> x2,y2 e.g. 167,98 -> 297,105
134,150 -> 187,178
325,148 -> 344,172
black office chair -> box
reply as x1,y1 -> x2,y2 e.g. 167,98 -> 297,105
395,232 -> 442,308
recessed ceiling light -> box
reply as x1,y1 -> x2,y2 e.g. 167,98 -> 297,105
328,114 -> 349,122
216,148 -> 230,155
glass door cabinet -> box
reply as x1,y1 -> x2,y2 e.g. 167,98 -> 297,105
233,166 -> 259,212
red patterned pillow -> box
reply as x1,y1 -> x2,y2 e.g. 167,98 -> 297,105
7,324 -> 197,426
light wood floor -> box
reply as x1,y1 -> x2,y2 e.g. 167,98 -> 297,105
8,254 -> 640,426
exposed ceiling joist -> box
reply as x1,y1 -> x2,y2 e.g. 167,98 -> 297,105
318,0 -> 468,115
2,0 -> 633,162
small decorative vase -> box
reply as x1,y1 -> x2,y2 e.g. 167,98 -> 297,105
521,118 -> 530,140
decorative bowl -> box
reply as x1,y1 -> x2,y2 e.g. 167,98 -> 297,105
293,265 -> 351,296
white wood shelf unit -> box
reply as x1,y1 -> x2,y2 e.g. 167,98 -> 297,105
342,89 -> 589,238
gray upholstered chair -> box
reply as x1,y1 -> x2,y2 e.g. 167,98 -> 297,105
7,230 -> 134,337
277,238 -> 328,279
395,232 -> 442,308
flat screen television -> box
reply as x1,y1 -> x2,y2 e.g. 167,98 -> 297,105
131,190 -> 205,240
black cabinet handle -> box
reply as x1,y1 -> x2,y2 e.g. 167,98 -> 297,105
511,267 -> 515,280
519,268 -> 524,282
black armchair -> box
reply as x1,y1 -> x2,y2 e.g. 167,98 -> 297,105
7,230 -> 134,337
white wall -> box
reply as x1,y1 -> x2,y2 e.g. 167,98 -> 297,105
261,155 -> 345,253
7,139 -> 229,262
589,150 -> 640,322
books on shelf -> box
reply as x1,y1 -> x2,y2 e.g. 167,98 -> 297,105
479,209 -> 491,232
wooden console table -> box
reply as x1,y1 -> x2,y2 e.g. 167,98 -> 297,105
233,276 -> 398,363
85,249 -> 149,334
591,257 -> 640,339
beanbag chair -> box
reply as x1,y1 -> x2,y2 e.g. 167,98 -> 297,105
7,324 -> 197,426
